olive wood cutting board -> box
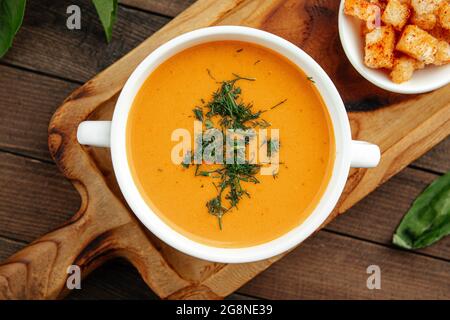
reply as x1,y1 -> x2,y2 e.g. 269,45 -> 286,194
0,0 -> 449,299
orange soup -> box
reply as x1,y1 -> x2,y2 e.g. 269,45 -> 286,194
127,41 -> 335,248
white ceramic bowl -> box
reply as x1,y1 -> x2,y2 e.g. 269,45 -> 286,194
77,26 -> 380,263
338,0 -> 450,94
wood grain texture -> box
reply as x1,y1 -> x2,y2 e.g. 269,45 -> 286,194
239,231 -> 450,299
328,168 -> 450,261
0,148 -> 446,260
0,0 -> 449,300
0,145 -> 446,247
412,138 -> 450,174
0,62 -> 447,171
0,152 -> 79,242
1,142 -> 448,298
120,0 -> 196,17
0,235 -> 255,300
0,238 -> 25,263
66,257 -> 256,300
0,0 -> 435,111
0,65 -> 78,161
2,0 -> 169,83
67,259 -> 158,300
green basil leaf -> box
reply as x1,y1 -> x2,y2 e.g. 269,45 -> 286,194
393,170 -> 450,249
92,0 -> 118,43
0,0 -> 26,58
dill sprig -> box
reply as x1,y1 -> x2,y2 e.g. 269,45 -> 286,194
202,162 -> 261,229
205,74 -> 263,130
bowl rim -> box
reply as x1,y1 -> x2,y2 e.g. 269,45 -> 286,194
338,0 -> 450,94
110,26 -> 353,263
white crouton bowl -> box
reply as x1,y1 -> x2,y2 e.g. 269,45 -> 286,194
338,0 -> 450,94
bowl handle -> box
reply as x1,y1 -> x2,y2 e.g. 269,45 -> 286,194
77,121 -> 111,147
350,140 -> 381,168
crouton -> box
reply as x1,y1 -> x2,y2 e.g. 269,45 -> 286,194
382,0 -> 411,30
411,0 -> 443,15
345,0 -> 381,22
410,0 -> 444,29
390,55 -> 425,83
438,1 -> 450,29
434,40 -> 450,64
361,23 -> 372,35
371,0 -> 388,10
364,26 -> 396,68
396,25 -> 439,63
429,25 -> 450,41
411,12 -> 438,29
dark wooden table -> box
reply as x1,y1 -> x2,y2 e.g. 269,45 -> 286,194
0,0 -> 449,300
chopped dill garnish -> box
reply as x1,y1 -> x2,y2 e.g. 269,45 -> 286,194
204,119 -> 214,129
266,138 -> 280,157
270,99 -> 287,110
202,162 -> 261,229
307,76 -> 315,83
206,68 -> 216,80
181,150 -> 192,168
203,74 -> 260,130
193,107 -> 203,121
184,74 -> 282,229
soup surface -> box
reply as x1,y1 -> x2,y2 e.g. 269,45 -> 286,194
127,41 -> 335,248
